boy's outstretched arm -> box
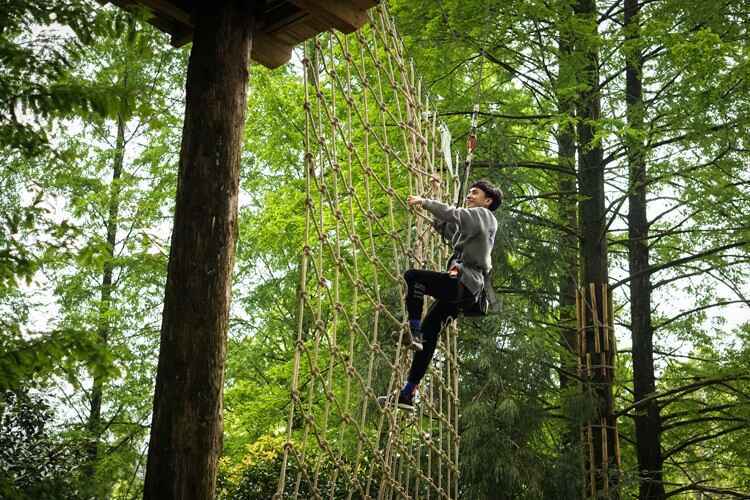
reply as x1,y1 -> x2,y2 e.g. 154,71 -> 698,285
407,195 -> 483,237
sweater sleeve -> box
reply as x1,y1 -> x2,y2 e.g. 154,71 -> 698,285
432,219 -> 458,243
422,199 -> 484,237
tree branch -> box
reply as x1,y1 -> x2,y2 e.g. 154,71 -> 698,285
654,300 -> 750,331
667,481 -> 750,499
438,110 -> 552,121
611,240 -> 750,289
663,424 -> 746,459
615,374 -> 750,417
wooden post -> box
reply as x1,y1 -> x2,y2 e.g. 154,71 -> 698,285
143,2 -> 253,498
577,284 -> 620,499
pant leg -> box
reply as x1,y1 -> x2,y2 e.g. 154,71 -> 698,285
403,269 -> 461,321
406,299 -> 460,384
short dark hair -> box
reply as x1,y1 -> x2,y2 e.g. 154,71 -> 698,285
470,180 -> 502,211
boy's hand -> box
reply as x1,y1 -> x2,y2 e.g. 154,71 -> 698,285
407,195 -> 424,207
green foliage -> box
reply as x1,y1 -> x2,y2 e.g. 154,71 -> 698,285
1,3 -> 185,498
39,9 -> 185,498
0,390 -> 88,499
0,327 -> 100,393
458,315 -> 582,499
218,435 -> 365,500
1,0 -> 748,497
0,0 -> 117,154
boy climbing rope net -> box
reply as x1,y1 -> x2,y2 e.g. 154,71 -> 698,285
379,179 -> 502,411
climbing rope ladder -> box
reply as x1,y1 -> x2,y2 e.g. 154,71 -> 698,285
276,4 -> 465,499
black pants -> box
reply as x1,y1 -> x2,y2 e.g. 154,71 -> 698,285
403,269 -> 480,385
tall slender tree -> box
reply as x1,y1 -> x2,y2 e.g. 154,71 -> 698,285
624,0 -> 665,497
555,0 -> 579,402
44,10 -> 186,496
573,0 -> 620,496
82,17 -> 137,491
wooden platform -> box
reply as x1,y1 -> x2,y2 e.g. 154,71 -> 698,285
100,0 -> 380,68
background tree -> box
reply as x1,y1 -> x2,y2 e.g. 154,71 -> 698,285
48,9 -> 184,496
1,3 -> 185,498
624,0 -> 665,497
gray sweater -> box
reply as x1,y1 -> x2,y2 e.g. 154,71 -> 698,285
422,199 -> 498,298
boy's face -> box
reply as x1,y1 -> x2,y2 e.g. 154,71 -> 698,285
465,187 -> 493,209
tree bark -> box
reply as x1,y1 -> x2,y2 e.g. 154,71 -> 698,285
574,0 -> 620,496
144,3 -> 253,499
625,0 -> 666,498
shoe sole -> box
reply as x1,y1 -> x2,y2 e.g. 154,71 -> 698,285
392,331 -> 423,351
377,397 -> 416,412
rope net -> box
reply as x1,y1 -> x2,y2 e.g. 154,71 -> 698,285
276,5 -> 463,499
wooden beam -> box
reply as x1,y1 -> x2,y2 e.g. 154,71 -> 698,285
350,0 -> 380,9
103,0 -> 192,27
102,0 -> 193,47
170,27 -> 193,47
250,31 -> 294,69
259,2 -> 307,33
137,0 -> 192,26
288,0 -> 369,33
101,0 -> 381,68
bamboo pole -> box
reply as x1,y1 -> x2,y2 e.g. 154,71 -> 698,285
589,283 -> 601,354
601,416 -> 609,498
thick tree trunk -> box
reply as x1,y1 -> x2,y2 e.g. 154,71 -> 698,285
575,2 -> 607,286
143,3 -> 253,499
625,0 -> 666,498
574,0 -> 620,496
